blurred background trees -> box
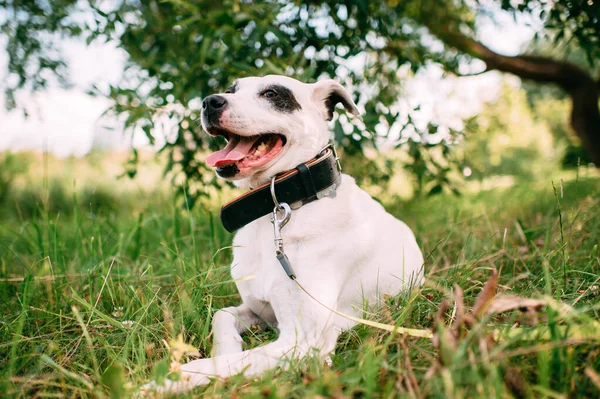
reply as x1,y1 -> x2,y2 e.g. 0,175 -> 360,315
1,0 -> 598,203
461,82 -> 560,181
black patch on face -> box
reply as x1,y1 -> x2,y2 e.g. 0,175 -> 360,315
324,91 -> 353,121
224,81 -> 238,94
216,163 -> 240,178
261,84 -> 302,113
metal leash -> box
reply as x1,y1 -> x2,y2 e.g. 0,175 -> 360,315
270,177 -> 296,279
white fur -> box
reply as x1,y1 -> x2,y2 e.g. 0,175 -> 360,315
141,76 -> 424,394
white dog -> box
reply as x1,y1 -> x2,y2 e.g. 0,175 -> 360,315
143,75 -> 423,394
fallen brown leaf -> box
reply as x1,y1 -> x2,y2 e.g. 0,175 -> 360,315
473,268 -> 499,317
485,295 -> 546,315
452,284 -> 465,331
425,267 -> 594,396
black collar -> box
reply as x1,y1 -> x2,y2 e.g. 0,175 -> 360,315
220,146 -> 342,232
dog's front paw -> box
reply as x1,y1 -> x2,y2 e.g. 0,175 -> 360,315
139,379 -> 185,397
139,373 -> 210,397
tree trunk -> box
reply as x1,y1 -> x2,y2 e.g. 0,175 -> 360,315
431,30 -> 600,164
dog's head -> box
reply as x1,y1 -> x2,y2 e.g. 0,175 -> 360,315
201,75 -> 359,187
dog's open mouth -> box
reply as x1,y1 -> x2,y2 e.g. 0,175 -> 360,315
205,130 -> 286,171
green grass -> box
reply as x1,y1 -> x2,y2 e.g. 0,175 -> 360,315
0,155 -> 599,398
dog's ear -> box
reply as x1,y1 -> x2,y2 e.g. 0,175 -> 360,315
312,80 -> 360,121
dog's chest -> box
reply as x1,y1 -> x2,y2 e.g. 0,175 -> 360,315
230,217 -> 283,298
229,207 -> 322,301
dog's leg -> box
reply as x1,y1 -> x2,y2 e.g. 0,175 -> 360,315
212,304 -> 262,356
142,327 -> 337,394
141,286 -> 343,394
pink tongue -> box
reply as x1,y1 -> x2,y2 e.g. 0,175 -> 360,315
205,136 -> 259,167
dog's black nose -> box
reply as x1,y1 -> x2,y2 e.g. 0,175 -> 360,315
203,95 -> 227,111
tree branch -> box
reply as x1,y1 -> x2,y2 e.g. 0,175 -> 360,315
427,26 -> 600,164
453,69 -> 489,77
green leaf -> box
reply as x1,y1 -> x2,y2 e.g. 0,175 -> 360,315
428,184 -> 443,196
102,363 -> 126,399
153,359 -> 171,386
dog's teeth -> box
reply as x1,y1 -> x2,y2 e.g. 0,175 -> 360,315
257,143 -> 266,152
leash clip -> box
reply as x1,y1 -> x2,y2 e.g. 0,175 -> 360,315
271,202 -> 291,253
270,176 -> 296,279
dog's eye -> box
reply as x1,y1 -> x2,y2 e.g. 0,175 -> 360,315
225,88 -> 233,94
262,89 -> 278,98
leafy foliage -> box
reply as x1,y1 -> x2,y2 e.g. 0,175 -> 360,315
91,0 -> 464,203
500,0 -> 600,65
0,0 -> 80,112
462,83 -> 562,181
1,0 -> 599,202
